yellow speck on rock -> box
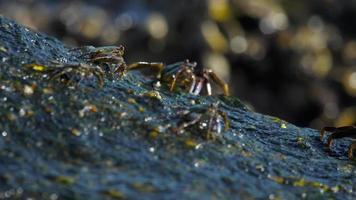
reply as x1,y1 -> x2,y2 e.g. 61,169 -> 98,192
331,185 -> 340,193
127,98 -> 137,104
55,176 -> 75,185
0,46 -> 7,52
103,189 -> 125,199
142,91 -> 162,100
241,150 -> 252,157
149,128 -> 160,139
71,128 -> 81,136
23,85 -> 34,95
184,139 -> 198,148
27,64 -> 46,71
138,106 -> 145,112
281,123 -> 287,129
6,113 -> 17,121
131,182 -> 156,193
269,175 -> 285,184
43,87 -> 53,94
293,178 -> 306,187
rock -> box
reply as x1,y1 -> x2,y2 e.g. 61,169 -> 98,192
0,16 -> 354,199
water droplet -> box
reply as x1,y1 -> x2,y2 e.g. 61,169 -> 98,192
199,122 -> 207,129
16,187 -> 23,195
153,81 -> 161,88
195,143 -> 203,150
149,147 -> 155,153
255,164 -> 265,172
268,194 -> 275,200
144,117 -> 152,122
50,193 -> 58,200
2,131 -> 7,136
19,108 -> 26,117
301,193 -> 307,198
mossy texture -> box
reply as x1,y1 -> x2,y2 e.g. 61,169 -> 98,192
0,16 -> 355,200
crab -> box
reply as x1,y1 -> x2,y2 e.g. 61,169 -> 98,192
78,45 -> 163,79
25,62 -> 104,87
129,59 -> 230,96
78,45 -> 128,77
172,102 -> 230,140
320,126 -> 356,159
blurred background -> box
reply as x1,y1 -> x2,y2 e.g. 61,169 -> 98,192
1,0 -> 355,129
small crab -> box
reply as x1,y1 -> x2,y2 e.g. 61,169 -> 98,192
129,59 -> 230,96
320,126 -> 356,159
26,62 -> 104,87
77,45 -> 127,77
78,45 -> 163,78
172,102 -> 230,140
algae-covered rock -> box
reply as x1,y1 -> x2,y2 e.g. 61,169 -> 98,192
0,16 -> 355,199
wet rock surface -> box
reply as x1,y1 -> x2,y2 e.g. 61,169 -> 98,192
0,16 -> 355,199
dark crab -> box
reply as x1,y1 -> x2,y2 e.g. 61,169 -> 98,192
128,59 -> 230,96
320,126 -> 356,159
78,45 -> 163,78
172,102 -> 230,140
25,62 -> 104,87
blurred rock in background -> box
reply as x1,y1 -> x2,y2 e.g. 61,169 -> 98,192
1,0 -> 355,128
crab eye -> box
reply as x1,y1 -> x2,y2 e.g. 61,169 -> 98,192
118,45 -> 125,51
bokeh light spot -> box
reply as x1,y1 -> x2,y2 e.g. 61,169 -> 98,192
146,13 -> 168,39
230,36 -> 248,54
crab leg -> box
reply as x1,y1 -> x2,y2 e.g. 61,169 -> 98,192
348,142 -> 356,159
218,110 -> 230,131
206,81 -> 212,96
188,74 -> 197,94
49,67 -> 74,82
169,67 -> 188,92
192,78 -> 204,95
92,68 -> 105,87
321,126 -> 355,140
205,69 -> 230,96
114,62 -> 128,77
174,115 -> 202,134
326,130 -> 355,147
128,62 -> 164,78
206,114 -> 215,140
